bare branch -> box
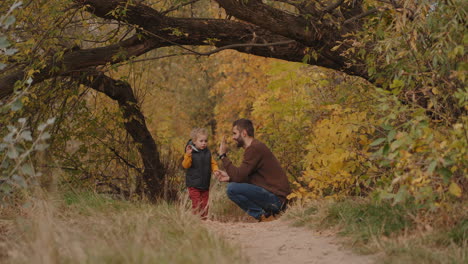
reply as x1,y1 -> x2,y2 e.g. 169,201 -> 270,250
94,137 -> 143,174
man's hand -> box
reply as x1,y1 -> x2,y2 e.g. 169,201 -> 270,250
214,170 -> 230,182
218,135 -> 227,156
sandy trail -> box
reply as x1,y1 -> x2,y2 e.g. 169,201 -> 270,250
205,219 -> 375,264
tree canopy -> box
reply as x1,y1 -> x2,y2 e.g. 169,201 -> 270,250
0,0 -> 396,96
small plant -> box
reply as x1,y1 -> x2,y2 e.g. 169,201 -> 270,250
0,117 -> 55,200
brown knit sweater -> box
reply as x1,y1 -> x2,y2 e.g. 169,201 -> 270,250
222,139 -> 291,201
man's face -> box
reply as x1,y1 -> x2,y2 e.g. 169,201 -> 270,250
232,126 -> 245,148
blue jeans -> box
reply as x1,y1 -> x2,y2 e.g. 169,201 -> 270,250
226,182 -> 283,220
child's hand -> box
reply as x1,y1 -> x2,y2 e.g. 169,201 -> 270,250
185,145 -> 193,155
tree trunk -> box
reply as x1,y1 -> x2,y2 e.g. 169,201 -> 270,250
77,70 -> 165,201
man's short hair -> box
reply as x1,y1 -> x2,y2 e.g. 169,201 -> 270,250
232,119 -> 254,137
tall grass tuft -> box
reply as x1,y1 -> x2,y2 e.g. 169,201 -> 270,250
1,190 -> 247,264
205,181 -> 252,222
283,198 -> 467,263
324,200 -> 416,243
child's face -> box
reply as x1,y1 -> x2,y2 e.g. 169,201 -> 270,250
193,134 -> 208,150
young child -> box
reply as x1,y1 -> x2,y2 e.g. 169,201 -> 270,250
182,128 -> 219,219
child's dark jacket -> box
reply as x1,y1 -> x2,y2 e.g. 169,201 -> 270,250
182,146 -> 218,190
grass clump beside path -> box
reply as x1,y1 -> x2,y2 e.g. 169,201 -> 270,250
0,190 -> 247,264
285,198 -> 467,264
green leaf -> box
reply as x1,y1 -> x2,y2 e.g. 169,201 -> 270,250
12,174 -> 27,188
370,138 -> 385,146
390,79 -> 404,89
379,190 -> 394,200
381,124 -> 393,130
393,186 -> 408,204
387,130 -> 396,141
20,131 -> 32,141
46,117 -> 56,125
34,143 -> 49,151
20,163 -> 34,176
11,99 -> 23,111
4,48 -> 18,56
382,143 -> 390,155
3,15 -> 16,28
0,36 -> 9,49
0,183 -> 12,194
40,132 -> 51,140
390,139 -> 405,151
1,159 -> 10,169
437,167 -> 452,182
427,160 -> 437,174
7,149 -> 18,159
38,123 -> 47,131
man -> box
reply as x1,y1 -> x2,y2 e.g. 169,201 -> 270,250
215,119 -> 291,222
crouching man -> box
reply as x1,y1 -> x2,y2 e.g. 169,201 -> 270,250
215,119 -> 291,222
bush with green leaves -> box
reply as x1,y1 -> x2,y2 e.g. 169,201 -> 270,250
0,118 -> 55,198
0,1 -> 55,202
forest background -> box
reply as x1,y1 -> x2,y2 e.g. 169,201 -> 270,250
0,0 -> 466,263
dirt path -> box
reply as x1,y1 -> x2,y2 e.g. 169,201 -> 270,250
205,219 -> 376,264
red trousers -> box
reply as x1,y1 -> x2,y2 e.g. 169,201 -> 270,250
188,187 -> 209,219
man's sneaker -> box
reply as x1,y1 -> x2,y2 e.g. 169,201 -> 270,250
258,214 -> 277,222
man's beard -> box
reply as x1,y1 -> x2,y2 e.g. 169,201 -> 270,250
235,137 -> 245,148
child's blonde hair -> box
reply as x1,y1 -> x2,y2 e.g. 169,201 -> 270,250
190,128 -> 208,141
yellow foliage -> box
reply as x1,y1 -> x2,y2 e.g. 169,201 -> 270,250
449,182 -> 463,198
291,104 -> 376,200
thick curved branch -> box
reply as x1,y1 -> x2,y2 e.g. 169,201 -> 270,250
77,0 -> 367,73
76,0 -> 367,74
0,35 -> 160,99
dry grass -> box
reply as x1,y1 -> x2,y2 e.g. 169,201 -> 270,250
283,198 -> 468,264
206,181 -> 253,222
0,190 -> 247,264
176,180 -> 255,222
